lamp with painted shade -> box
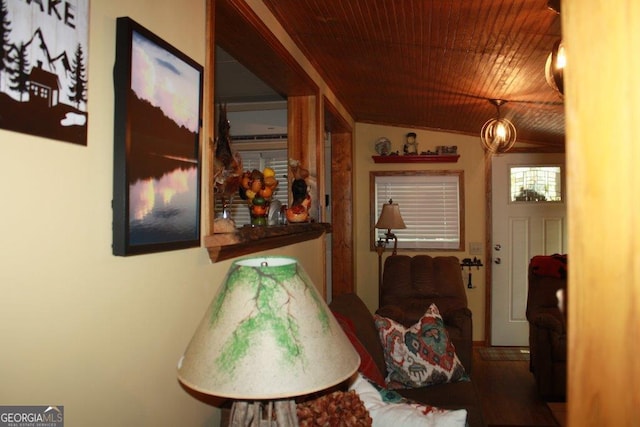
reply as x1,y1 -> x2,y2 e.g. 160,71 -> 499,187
375,199 -> 406,301
177,256 -> 360,426
480,99 -> 517,154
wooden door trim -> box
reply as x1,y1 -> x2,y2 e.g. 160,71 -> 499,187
324,97 -> 354,297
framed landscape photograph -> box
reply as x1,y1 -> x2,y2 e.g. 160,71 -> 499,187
112,17 -> 203,256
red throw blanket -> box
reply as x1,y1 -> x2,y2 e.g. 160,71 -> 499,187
530,254 -> 567,278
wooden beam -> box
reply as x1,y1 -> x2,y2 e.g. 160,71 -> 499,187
287,95 -> 316,169
565,1 -> 640,425
205,0 -> 215,233
330,132 -> 354,297
324,98 -> 355,298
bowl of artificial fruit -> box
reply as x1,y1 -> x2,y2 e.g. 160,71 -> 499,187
239,167 -> 278,226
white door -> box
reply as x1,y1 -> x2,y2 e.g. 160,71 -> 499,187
491,153 -> 566,346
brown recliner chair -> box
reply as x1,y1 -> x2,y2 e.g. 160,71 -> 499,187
526,255 -> 567,401
376,255 -> 473,373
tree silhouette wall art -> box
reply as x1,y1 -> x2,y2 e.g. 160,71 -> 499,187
0,0 -> 89,145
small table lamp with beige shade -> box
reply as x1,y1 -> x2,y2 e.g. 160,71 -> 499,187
375,199 -> 407,301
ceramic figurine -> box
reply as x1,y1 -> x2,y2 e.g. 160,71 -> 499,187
403,132 -> 418,155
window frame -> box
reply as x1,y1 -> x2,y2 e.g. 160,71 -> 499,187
370,170 -> 465,251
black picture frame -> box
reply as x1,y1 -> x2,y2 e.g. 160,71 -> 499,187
112,17 -> 203,256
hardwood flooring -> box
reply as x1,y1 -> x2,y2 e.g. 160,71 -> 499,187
472,347 -> 563,427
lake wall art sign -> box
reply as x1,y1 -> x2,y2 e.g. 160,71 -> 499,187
1,0 -> 89,145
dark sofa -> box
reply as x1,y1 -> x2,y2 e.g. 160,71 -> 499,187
526,255 -> 567,401
330,293 -> 486,427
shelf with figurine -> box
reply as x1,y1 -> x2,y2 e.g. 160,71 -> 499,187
373,133 -> 460,163
372,153 -> 460,163
206,106 -> 328,263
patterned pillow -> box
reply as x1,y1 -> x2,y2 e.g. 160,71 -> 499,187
374,304 -> 468,389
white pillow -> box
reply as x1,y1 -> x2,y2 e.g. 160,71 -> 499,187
349,374 -> 467,427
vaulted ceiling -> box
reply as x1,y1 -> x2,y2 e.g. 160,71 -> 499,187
216,0 -> 565,150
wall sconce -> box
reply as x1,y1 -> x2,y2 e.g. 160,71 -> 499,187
177,256 -> 360,426
545,39 -> 565,96
480,99 -> 517,154
375,199 -> 406,300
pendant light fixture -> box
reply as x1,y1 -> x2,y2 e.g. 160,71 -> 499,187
545,1 -> 564,96
480,99 -> 517,154
545,39 -> 565,96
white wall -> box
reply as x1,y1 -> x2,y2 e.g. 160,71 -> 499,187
0,1 -> 327,426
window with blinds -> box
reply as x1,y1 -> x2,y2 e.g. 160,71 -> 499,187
371,171 -> 464,250
215,149 -> 289,226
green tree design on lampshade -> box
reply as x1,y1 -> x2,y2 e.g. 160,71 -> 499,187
213,260 -> 329,374
177,256 -> 360,400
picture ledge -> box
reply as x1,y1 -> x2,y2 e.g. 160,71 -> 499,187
204,222 -> 332,263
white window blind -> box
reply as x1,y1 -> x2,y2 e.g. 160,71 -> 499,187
215,149 -> 289,226
373,172 -> 463,250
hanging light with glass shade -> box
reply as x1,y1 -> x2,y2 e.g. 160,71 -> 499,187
480,99 -> 517,154
545,39 -> 565,96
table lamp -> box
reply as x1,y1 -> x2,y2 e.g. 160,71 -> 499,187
177,256 -> 360,426
375,199 -> 406,301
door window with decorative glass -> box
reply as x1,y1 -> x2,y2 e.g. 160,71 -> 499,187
510,166 -> 562,202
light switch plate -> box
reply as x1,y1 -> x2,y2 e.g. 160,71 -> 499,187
469,242 -> 483,255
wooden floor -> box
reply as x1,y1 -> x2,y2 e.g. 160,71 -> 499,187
472,347 -> 562,427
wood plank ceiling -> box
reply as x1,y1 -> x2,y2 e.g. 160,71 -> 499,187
260,0 -> 565,149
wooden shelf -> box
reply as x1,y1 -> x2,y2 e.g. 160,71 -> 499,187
204,222 -> 331,263
372,154 -> 460,163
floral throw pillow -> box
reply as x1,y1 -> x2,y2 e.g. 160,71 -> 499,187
374,304 -> 468,389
